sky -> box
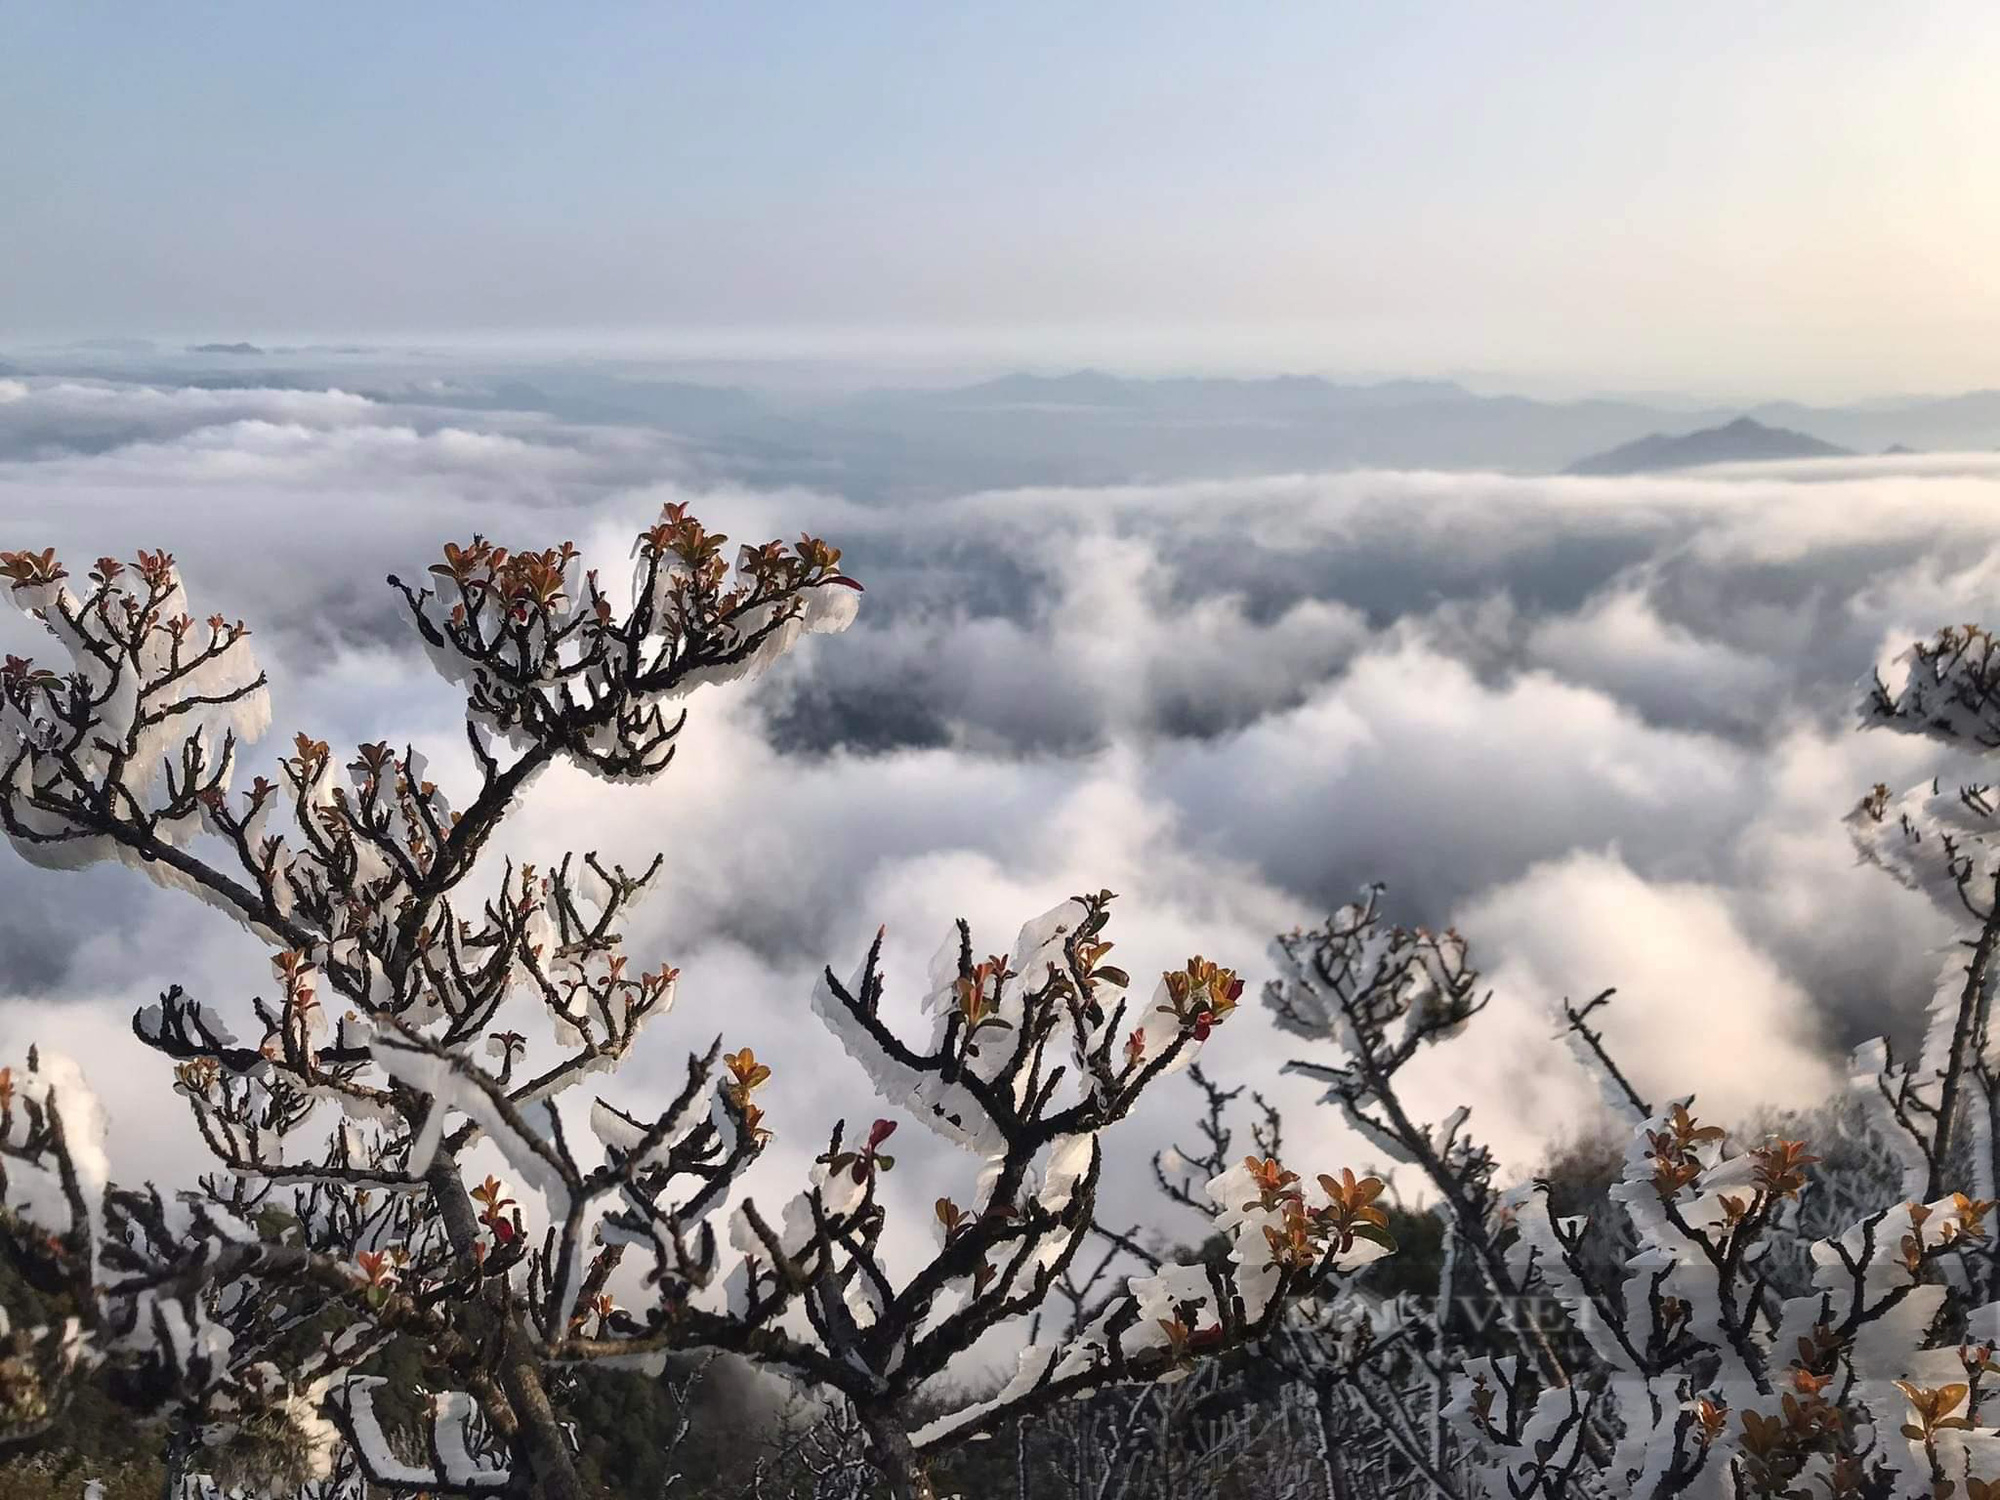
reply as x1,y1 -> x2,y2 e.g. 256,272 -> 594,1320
6,1 -> 2000,398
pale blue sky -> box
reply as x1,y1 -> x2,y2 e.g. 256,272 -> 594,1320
5,1 -> 1997,396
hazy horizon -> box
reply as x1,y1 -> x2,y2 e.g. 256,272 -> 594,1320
12,329 -> 2000,413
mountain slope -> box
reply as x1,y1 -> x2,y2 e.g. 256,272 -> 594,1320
1566,416 -> 1851,475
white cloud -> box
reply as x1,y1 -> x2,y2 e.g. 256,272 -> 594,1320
1451,851 -> 1844,1152
6,380 -> 2000,1220
1526,585 -> 1789,732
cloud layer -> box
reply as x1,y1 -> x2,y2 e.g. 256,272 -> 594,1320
1,374 -> 1993,1247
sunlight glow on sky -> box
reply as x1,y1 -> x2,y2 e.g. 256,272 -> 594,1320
5,0 -> 1998,398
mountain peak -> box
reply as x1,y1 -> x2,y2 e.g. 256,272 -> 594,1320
1566,416 -> 1850,475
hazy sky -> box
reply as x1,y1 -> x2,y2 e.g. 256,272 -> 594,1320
6,1 -> 1998,397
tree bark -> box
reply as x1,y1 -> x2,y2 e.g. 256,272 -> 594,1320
499,1320 -> 588,1500
1311,1372 -> 1354,1500
1926,877 -> 2000,1200
427,1155 -> 587,1500
863,1414 -> 938,1500
158,1414 -> 193,1500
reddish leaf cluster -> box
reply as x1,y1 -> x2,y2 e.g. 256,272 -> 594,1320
822,1118 -> 899,1184
1157,956 -> 1244,1041
723,1046 -> 774,1142
0,548 -> 65,588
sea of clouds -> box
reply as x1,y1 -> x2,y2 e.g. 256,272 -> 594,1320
0,371 -> 1993,1267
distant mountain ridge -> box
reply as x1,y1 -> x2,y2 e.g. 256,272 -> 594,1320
10,347 -> 1998,495
913,370 -> 1479,413
1565,416 -> 1853,475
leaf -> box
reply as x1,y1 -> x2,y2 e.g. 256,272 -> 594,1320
1350,1221 -> 1398,1253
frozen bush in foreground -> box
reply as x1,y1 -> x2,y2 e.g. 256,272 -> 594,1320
0,514 -> 1368,1500
1137,619 -> 2000,1499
